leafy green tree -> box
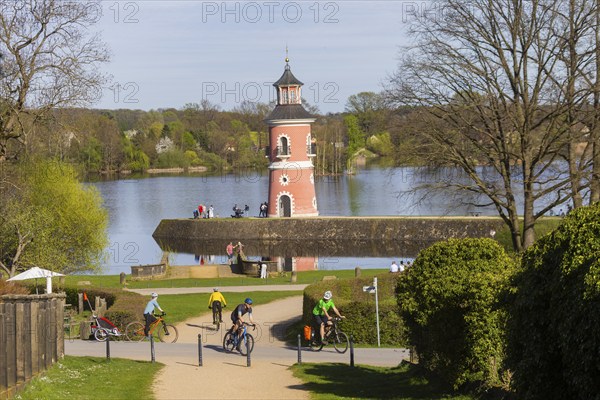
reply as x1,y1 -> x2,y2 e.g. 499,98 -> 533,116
344,114 -> 365,171
344,114 -> 364,155
366,132 -> 393,156
184,150 -> 201,166
181,132 -> 197,152
345,92 -> 388,135
122,137 -> 149,171
0,159 -> 108,277
78,137 -> 103,172
156,149 -> 189,168
397,238 -> 515,390
507,204 -> 600,400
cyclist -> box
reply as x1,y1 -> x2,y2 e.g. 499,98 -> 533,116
144,292 -> 164,337
229,297 -> 255,337
312,290 -> 344,344
208,287 -> 227,324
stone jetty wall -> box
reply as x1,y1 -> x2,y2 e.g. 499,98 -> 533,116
153,217 -> 505,242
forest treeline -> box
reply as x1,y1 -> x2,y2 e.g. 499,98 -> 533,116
24,95 -> 418,175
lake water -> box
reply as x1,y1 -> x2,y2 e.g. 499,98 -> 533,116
90,166 -> 502,274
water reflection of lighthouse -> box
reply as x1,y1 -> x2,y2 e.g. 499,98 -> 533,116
274,256 -> 318,273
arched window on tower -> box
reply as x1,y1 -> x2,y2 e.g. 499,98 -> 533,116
278,136 -> 290,157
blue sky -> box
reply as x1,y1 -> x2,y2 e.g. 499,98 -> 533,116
94,1 -> 418,113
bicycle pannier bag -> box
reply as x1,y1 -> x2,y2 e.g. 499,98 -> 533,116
303,325 -> 312,341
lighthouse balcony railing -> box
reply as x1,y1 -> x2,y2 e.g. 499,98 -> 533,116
307,143 -> 316,157
276,146 -> 291,158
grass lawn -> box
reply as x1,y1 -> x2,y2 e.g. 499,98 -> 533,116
15,356 -> 162,400
157,290 -> 303,324
63,269 -> 387,290
291,362 -> 475,400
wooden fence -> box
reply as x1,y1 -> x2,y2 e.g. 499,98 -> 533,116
0,294 -> 65,399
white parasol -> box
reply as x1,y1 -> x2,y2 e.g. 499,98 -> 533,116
7,267 -> 65,294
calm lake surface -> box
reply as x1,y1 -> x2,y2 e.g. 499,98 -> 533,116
90,166 -> 501,274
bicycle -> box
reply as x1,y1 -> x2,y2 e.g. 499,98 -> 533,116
210,301 -> 223,331
223,322 -> 255,355
309,316 -> 349,354
125,312 -> 179,343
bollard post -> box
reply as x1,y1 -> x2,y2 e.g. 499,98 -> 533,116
297,334 -> 302,364
246,338 -> 251,367
78,293 -> 83,315
198,334 -> 203,366
119,272 -> 126,285
349,335 -> 354,367
150,334 -> 155,363
106,333 -> 111,361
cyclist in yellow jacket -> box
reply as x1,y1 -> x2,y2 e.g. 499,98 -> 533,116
208,288 -> 227,324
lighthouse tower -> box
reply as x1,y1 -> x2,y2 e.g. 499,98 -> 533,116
266,58 -> 318,217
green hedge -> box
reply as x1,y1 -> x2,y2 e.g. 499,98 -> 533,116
302,273 -> 406,346
61,286 -> 143,332
397,238 -> 516,391
62,287 -> 117,312
507,204 -> 600,400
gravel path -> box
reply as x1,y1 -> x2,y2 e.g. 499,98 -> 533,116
153,295 -> 310,400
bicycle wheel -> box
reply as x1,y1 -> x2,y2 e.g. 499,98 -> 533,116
332,331 -> 349,354
94,328 -> 108,342
126,321 -> 146,342
308,333 -> 324,352
158,324 -> 178,343
223,332 -> 236,352
238,333 -> 254,356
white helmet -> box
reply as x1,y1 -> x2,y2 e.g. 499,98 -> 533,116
213,287 -> 219,292
151,292 -> 158,298
323,291 -> 332,300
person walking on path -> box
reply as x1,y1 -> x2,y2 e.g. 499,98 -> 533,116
208,287 -> 227,324
144,292 -> 164,336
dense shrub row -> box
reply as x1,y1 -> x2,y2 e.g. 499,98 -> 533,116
61,286 -> 143,331
303,273 -> 407,346
396,238 -> 516,391
506,205 -> 600,400
391,205 -> 600,398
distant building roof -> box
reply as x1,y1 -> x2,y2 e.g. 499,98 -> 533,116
273,64 -> 303,86
266,104 -> 313,121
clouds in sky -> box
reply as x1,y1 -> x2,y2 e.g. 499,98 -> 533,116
94,1 -> 417,113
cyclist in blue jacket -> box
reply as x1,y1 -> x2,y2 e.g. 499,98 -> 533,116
229,297 -> 255,336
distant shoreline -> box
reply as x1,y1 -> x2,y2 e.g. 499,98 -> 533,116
113,166 -> 209,175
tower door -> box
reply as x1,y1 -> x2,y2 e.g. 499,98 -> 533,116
279,195 -> 291,217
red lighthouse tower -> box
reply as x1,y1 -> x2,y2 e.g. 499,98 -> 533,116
266,58 -> 318,217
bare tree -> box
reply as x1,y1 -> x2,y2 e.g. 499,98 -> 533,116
0,0 -> 110,162
386,0 -> 598,251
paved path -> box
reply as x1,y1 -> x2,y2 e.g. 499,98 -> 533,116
66,293 -> 409,399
